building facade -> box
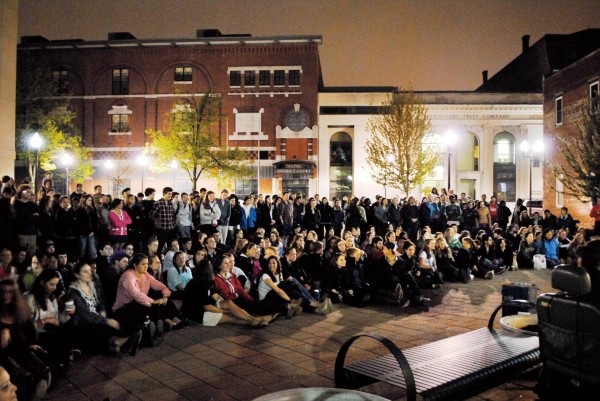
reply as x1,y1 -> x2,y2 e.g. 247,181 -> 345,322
318,89 -> 543,202
543,48 -> 600,228
18,30 -> 322,195
0,0 -> 18,175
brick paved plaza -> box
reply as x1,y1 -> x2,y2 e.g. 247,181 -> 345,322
43,269 -> 553,401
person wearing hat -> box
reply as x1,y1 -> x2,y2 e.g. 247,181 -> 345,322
577,239 -> 600,298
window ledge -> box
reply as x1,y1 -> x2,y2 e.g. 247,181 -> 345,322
109,131 -> 132,136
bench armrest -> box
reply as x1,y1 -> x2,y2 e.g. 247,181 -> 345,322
335,333 -> 417,401
488,299 -> 536,329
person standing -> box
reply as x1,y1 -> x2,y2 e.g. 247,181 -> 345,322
153,187 -> 176,255
12,185 -> 39,257
215,190 -> 231,244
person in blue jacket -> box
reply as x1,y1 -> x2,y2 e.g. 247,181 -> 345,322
540,228 -> 560,269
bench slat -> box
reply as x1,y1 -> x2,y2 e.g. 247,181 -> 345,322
344,328 -> 539,393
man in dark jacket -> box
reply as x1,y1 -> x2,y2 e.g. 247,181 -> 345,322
13,185 -> 39,257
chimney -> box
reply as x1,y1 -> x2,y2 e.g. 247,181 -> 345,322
482,70 -> 488,84
522,35 -> 530,53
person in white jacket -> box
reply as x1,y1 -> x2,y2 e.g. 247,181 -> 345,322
199,191 -> 221,236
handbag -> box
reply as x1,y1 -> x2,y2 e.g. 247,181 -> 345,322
533,254 -> 546,270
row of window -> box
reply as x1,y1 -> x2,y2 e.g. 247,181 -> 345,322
229,69 -> 300,87
51,66 -> 302,95
555,81 -> 599,124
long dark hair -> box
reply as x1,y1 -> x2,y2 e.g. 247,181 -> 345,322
30,269 -> 61,311
262,256 -> 281,281
0,279 -> 32,325
202,191 -> 215,209
128,253 -> 149,270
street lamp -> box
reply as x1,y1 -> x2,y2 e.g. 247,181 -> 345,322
104,159 -> 114,195
29,132 -> 42,194
170,159 -> 178,189
137,155 -> 149,190
520,139 -> 545,214
61,153 -> 73,195
443,130 -> 458,190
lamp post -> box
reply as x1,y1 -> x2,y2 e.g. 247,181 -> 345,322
170,159 -> 178,189
29,132 -> 42,194
61,153 -> 73,195
137,155 -> 149,190
519,140 -> 545,214
104,159 -> 114,195
443,130 -> 458,190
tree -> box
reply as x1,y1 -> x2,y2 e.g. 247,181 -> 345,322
550,107 -> 600,204
145,94 -> 252,191
16,55 -> 93,187
365,90 -> 438,197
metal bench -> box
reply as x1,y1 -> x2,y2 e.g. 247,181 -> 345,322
335,302 -> 540,401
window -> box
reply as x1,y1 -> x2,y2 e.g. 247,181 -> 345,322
274,70 -> 285,85
174,66 -> 192,82
329,132 -> 353,200
556,176 -> 564,207
259,150 -> 269,160
52,70 -> 69,95
259,70 -> 270,86
230,71 -> 241,86
112,68 -> 129,95
111,114 -> 129,133
235,179 -> 257,198
286,109 -> 308,132
244,71 -> 255,86
289,70 -> 300,85
556,96 -> 563,125
591,82 -> 599,114
108,105 -> 132,134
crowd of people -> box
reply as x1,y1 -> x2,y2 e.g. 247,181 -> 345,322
0,172 -> 599,400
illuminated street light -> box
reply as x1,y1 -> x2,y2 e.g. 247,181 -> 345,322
137,155 -> 149,190
520,139 -> 545,214
443,129 -> 458,190
29,132 -> 43,194
61,153 -> 73,194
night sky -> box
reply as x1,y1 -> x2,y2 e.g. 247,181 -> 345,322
18,0 -> 600,90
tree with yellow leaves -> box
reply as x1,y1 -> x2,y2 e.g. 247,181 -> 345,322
365,90 -> 438,197
145,94 -> 251,192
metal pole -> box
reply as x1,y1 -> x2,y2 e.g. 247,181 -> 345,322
528,157 -> 532,215
257,135 -> 261,193
65,166 -> 69,195
447,152 -> 451,190
33,150 -> 38,195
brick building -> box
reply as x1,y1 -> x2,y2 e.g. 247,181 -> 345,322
18,30 -> 322,195
542,48 -> 600,229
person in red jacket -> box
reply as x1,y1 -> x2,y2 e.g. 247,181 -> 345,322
108,198 -> 132,251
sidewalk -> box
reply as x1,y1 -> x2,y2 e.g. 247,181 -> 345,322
43,269 -> 553,401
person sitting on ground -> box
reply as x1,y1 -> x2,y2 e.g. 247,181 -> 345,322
66,262 -> 126,355
0,279 -> 50,401
540,228 -> 560,269
517,232 -> 537,269
257,256 -> 328,314
212,255 -> 291,318
417,239 -> 444,288
181,259 -> 276,327
166,251 -> 193,299
434,238 -> 460,282
455,237 -> 477,282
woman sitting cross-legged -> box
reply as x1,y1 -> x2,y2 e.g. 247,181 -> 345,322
182,260 -> 276,327
212,255 -> 293,318
26,269 -> 79,367
166,251 -> 193,300
66,262 -> 129,355
111,253 -> 174,355
258,256 -> 331,314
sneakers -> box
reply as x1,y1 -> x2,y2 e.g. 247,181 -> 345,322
286,303 -> 302,318
121,330 -> 142,356
414,296 -> 430,306
496,267 -> 507,275
319,298 -> 333,315
469,274 -> 475,281
484,271 -> 495,280
393,283 -> 404,303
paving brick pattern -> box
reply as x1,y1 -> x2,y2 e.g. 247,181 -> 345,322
43,269 -> 553,401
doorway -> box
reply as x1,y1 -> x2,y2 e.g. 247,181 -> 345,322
459,179 -> 476,200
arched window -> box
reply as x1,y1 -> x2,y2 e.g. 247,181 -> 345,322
455,132 -> 480,171
329,132 -> 352,199
493,132 -> 516,201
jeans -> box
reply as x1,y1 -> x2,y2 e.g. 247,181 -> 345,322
79,235 -> 97,261
216,225 -> 228,244
177,225 -> 191,240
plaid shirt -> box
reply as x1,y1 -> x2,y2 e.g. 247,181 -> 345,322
154,198 -> 176,230
278,200 -> 294,225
